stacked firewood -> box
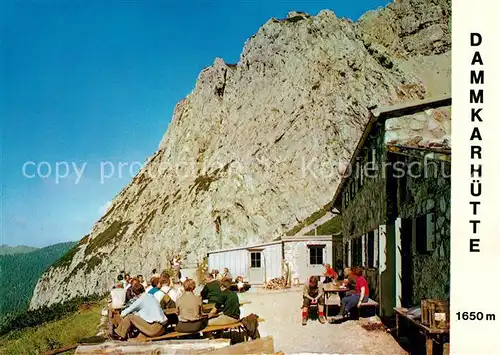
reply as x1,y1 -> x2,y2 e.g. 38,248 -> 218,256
264,276 -> 286,290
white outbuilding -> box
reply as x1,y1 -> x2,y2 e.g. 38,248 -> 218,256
207,235 -> 335,285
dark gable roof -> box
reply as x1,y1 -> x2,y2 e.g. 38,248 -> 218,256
331,95 -> 451,210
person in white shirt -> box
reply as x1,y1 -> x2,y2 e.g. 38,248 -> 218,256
110,283 -> 126,309
113,283 -> 167,339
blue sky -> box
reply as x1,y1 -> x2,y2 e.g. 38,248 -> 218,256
1,0 -> 391,247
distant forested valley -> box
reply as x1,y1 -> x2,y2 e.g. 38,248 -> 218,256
0,242 -> 76,317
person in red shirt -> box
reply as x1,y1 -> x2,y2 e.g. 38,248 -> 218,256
323,263 -> 338,284
329,266 -> 369,322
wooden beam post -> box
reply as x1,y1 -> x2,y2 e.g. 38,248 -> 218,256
197,336 -> 275,354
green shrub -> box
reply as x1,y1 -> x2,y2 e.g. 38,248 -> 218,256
304,215 -> 342,236
51,243 -> 80,269
285,203 -> 333,236
85,220 -> 132,255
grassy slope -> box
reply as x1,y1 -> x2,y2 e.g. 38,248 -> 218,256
285,204 -> 332,236
0,300 -> 105,355
304,215 -> 342,236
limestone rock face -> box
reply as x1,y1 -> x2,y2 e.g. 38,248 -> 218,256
385,105 -> 451,150
30,0 -> 451,309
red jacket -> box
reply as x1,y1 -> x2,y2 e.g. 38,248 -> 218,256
325,267 -> 338,279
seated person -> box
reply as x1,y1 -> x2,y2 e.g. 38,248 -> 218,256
158,275 -> 178,309
221,268 -> 233,282
200,272 -> 222,306
302,275 -> 325,325
175,279 -> 208,333
125,278 -> 140,306
113,283 -> 167,339
330,266 -> 369,322
338,267 -> 356,299
145,276 -> 161,295
208,279 -> 240,326
323,263 -> 338,284
235,276 -> 246,292
147,276 -> 177,308
110,283 -> 126,309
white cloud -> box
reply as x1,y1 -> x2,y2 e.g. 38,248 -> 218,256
98,201 -> 112,216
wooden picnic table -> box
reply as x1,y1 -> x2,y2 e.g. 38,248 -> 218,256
322,283 -> 348,318
394,307 -> 449,355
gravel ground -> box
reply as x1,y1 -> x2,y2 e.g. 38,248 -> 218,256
236,288 -> 407,355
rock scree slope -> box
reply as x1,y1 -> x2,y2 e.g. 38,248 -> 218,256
30,0 -> 451,309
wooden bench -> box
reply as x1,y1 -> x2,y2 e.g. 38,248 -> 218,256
324,297 -> 378,318
360,298 -> 378,307
394,307 -> 449,355
138,318 -> 265,342
354,298 -> 378,318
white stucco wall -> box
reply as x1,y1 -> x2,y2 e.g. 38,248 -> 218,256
284,240 -> 333,283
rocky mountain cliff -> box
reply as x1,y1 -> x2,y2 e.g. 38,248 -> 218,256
30,0 -> 451,309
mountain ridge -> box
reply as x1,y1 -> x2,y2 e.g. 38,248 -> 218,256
0,245 -> 39,255
1,242 -> 76,316
30,0 -> 451,310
